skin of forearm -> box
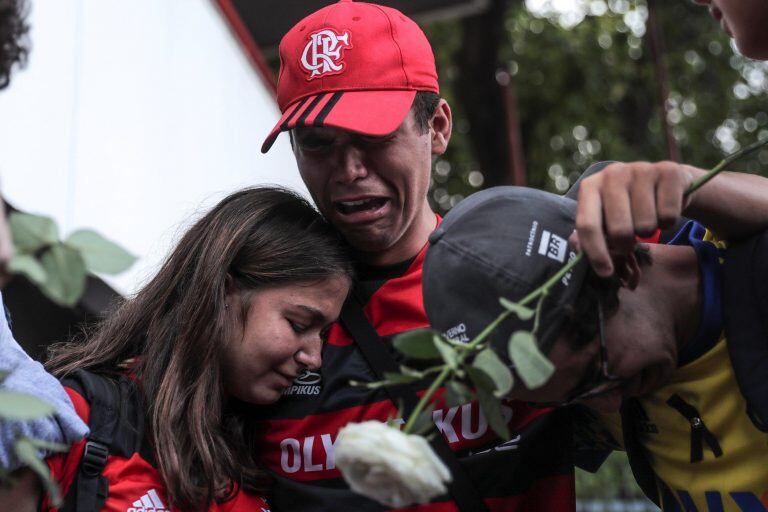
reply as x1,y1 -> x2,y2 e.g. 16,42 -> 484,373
684,166 -> 768,240
0,468 -> 42,512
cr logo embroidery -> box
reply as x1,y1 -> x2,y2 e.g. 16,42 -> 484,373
300,29 -> 352,79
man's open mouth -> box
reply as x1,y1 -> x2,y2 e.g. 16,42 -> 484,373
335,197 -> 388,215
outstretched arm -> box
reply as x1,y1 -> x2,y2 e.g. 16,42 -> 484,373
573,161 -> 768,276
684,166 -> 768,239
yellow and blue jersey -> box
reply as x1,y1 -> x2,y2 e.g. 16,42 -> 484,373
602,221 -> 768,512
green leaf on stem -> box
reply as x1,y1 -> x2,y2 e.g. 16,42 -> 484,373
383,372 -> 422,384
66,229 -> 136,274
14,437 -> 62,506
499,297 -> 534,320
444,380 -> 474,407
409,402 -> 437,436
467,367 -> 510,440
393,329 -> 441,359
400,366 -> 426,379
23,437 -> 67,453
508,330 -> 555,390
39,244 -> 87,307
7,254 -> 47,285
9,212 -> 59,253
433,335 -> 459,369
465,364 -> 495,395
472,348 -> 514,398
0,391 -> 55,419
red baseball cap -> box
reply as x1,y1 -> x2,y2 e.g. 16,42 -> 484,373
261,0 -> 439,153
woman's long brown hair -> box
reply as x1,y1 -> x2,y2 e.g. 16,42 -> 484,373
47,187 -> 352,509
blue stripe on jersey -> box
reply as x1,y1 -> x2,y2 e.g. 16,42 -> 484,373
668,221 -> 724,367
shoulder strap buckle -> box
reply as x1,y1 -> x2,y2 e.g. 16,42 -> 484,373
81,440 -> 109,476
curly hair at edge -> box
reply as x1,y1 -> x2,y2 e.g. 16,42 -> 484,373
0,0 -> 29,90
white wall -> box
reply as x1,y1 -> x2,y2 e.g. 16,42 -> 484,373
0,0 -> 304,294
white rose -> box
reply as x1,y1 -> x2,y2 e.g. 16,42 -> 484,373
335,420 -> 452,509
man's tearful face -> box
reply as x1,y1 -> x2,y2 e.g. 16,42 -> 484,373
292,112 -> 435,263
511,291 -> 679,413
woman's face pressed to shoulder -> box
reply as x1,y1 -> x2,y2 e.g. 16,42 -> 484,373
222,275 -> 349,405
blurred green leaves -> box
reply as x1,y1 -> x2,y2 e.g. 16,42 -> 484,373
7,255 -> 46,286
9,214 -> 58,252
499,298 -> 534,320
425,0 -> 768,212
467,366 -> 510,440
0,390 -> 55,420
38,245 -> 87,307
0,373 -> 66,506
508,330 -> 555,390
472,348 -> 513,398
8,212 -> 136,306
66,229 -> 137,274
393,329 -> 442,359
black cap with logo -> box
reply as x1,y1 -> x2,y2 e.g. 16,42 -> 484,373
423,187 -> 590,357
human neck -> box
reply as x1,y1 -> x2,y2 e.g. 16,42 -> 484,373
633,244 -> 702,354
355,205 -> 437,266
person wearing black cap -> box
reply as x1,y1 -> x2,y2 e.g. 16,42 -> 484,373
423,185 -> 768,511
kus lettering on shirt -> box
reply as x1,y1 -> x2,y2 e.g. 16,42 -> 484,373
276,401 -> 515,476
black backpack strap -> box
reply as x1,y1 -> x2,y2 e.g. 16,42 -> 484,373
340,297 -> 490,512
723,230 -> 768,432
59,370 -> 121,512
620,399 -> 660,507
59,370 -> 149,512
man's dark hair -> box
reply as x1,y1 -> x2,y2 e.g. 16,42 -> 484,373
412,90 -> 440,133
0,0 -> 29,90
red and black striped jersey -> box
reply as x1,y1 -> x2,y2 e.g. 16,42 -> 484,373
252,239 -> 576,511
43,387 -> 271,512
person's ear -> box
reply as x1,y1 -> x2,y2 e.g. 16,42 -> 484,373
430,99 -> 452,156
613,252 -> 641,290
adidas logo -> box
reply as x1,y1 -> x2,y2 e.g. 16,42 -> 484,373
127,489 -> 167,512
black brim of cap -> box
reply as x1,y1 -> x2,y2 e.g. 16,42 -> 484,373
423,186 -> 590,362
564,161 -> 615,200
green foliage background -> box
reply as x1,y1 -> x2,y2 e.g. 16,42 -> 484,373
424,0 -> 768,214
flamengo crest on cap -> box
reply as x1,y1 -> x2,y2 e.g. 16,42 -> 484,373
300,28 -> 352,80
